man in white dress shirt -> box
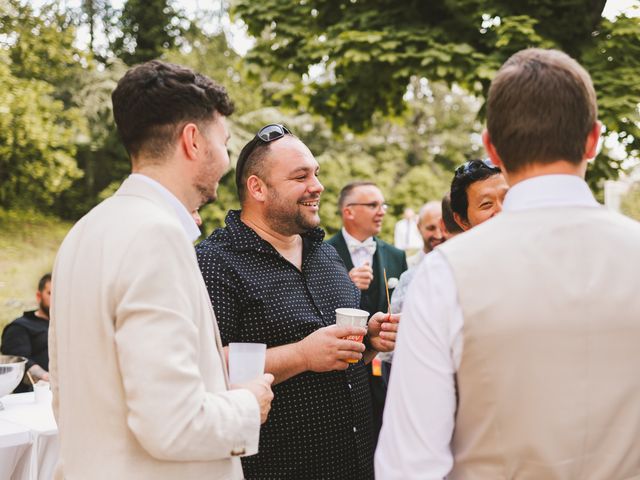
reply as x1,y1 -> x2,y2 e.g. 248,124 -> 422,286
50,60 -> 273,480
376,48 -> 640,479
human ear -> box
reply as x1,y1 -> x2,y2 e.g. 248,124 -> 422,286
453,212 -> 471,232
180,123 -> 200,161
584,121 -> 602,160
482,130 -> 504,171
246,175 -> 267,202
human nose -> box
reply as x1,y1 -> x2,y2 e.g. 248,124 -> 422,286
310,175 -> 324,194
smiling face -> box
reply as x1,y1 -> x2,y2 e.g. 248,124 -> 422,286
342,185 -> 387,240
457,173 -> 509,230
418,204 -> 444,253
260,136 -> 324,235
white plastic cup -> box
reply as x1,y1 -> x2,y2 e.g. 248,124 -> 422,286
33,381 -> 52,404
335,308 -> 369,363
228,343 -> 266,385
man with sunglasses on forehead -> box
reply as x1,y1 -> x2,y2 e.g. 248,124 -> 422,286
377,48 -> 640,479
197,124 -> 399,479
450,158 -> 509,231
326,182 -> 408,445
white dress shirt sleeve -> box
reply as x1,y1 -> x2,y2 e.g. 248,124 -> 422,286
375,250 -> 463,479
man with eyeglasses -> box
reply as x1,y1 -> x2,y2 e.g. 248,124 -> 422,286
326,181 -> 408,445
197,125 -> 399,480
376,48 -> 640,479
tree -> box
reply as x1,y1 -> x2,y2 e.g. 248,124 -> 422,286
232,0 -> 640,188
0,1 -> 85,210
111,0 -> 187,65
80,0 -> 119,63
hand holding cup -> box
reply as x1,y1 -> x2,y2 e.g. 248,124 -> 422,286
233,373 -> 274,424
297,324 -> 366,372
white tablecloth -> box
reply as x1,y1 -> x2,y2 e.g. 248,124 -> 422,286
0,392 -> 58,480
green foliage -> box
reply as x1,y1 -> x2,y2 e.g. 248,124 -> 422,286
112,0 -> 187,64
232,0 -> 639,185
0,1 -> 86,211
0,208 -> 70,331
621,181 -> 640,221
54,60 -> 130,219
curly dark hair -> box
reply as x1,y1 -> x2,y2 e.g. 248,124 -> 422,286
112,60 -> 234,161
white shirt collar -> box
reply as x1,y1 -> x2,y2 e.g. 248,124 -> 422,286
130,173 -> 201,242
342,227 -> 375,268
503,174 -> 599,212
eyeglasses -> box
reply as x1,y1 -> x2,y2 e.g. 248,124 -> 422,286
236,124 -> 292,194
454,159 -> 500,177
347,202 -> 388,212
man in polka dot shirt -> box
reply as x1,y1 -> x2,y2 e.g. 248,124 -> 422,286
197,125 -> 400,479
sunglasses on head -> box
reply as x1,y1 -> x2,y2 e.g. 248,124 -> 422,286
454,159 -> 500,177
256,123 -> 291,142
235,124 -> 293,193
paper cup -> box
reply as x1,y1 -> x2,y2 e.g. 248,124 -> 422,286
335,308 -> 369,363
33,380 -> 52,404
228,343 -> 266,385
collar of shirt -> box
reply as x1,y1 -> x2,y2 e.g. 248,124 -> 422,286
502,174 -> 599,212
129,173 -> 201,242
220,210 -> 325,255
342,227 -> 375,268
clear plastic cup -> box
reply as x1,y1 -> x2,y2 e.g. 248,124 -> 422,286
228,343 -> 266,384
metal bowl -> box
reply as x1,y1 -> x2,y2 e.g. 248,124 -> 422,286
0,355 -> 27,398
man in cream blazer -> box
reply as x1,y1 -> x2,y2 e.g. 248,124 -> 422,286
377,49 -> 640,479
50,60 -> 274,479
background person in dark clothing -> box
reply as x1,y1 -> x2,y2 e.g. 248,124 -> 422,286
1,273 -> 51,392
326,182 -> 408,445
197,125 -> 399,479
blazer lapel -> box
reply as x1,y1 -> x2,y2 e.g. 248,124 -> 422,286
334,232 -> 355,271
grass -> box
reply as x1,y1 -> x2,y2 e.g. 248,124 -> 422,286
0,209 -> 71,332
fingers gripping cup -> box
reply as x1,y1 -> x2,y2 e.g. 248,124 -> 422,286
228,343 -> 267,384
335,308 -> 369,363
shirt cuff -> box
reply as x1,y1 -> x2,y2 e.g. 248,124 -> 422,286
218,388 -> 261,457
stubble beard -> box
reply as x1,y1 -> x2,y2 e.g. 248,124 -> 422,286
267,190 -> 320,236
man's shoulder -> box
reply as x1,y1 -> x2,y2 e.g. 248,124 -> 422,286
324,231 -> 343,246
377,238 -> 405,258
317,241 -> 343,261
5,312 -> 34,328
196,228 -> 232,260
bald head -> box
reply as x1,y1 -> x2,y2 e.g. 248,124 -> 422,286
417,201 -> 444,253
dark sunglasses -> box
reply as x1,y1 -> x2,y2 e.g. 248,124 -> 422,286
235,124 -> 292,193
256,123 -> 291,142
454,158 -> 500,177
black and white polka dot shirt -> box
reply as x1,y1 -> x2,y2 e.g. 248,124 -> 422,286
197,210 -> 374,480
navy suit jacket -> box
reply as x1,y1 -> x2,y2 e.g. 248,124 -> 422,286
326,231 -> 408,315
